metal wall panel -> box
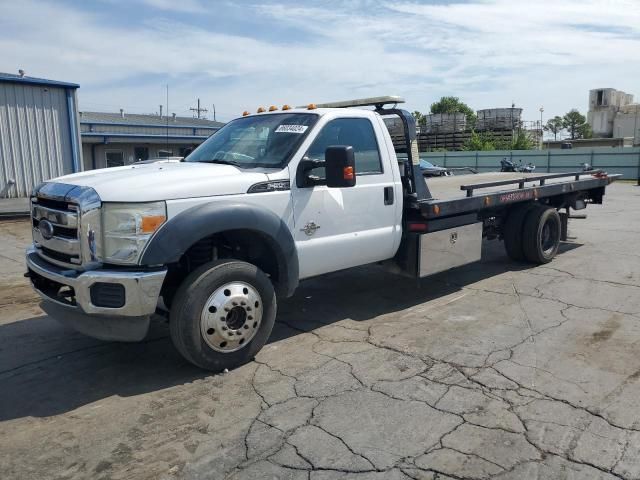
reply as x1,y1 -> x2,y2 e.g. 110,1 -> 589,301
0,82 -> 77,198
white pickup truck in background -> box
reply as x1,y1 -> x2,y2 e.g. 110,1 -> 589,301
26,96 -> 617,371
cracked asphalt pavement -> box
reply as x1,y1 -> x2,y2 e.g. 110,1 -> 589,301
1,183 -> 640,479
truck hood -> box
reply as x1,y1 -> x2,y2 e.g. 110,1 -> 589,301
49,162 -> 271,202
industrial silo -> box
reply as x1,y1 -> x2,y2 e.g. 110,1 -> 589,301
476,108 -> 522,131
424,113 -> 467,133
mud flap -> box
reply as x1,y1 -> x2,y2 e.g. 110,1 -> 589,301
559,212 -> 568,241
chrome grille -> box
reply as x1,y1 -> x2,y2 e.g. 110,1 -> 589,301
31,183 -> 102,270
32,199 -> 82,266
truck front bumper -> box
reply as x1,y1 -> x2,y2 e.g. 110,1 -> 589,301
26,247 -> 167,341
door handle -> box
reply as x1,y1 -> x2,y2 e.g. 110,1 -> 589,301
384,186 -> 394,205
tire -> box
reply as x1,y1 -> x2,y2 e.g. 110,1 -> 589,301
169,259 -> 276,371
503,203 -> 538,261
522,206 -> 561,264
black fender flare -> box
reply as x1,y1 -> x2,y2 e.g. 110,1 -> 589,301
140,202 -> 299,297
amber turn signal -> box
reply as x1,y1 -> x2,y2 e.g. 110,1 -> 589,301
343,166 -> 354,181
140,215 -> 166,234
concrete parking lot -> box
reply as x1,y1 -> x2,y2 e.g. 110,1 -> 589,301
1,183 -> 640,480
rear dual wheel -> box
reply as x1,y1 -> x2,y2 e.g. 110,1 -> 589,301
504,203 -> 561,264
170,259 -> 276,371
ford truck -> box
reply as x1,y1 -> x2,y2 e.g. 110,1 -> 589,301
26,96 -> 617,371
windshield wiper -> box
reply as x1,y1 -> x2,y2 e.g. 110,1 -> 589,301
200,159 -> 244,167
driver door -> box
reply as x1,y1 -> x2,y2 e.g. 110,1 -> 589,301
292,117 -> 398,279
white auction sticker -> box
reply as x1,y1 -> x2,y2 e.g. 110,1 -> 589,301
275,124 -> 308,133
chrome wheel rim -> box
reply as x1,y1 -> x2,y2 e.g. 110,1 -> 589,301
200,282 -> 263,353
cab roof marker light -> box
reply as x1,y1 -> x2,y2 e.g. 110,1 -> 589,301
269,105 -> 278,111
242,111 -> 250,116
307,103 -> 317,110
257,107 -> 266,113
282,104 -> 291,110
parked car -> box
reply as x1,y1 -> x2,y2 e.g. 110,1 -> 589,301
419,159 -> 452,177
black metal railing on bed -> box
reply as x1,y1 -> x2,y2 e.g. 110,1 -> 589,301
459,170 -> 606,198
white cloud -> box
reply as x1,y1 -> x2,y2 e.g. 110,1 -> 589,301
138,0 -> 208,13
0,0 -> 638,122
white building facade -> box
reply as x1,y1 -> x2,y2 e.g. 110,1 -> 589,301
587,88 -> 637,142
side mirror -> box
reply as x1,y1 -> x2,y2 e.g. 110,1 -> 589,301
325,146 -> 356,188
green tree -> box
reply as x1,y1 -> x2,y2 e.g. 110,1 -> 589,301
430,96 -> 476,126
463,130 -> 535,151
462,131 -> 496,151
577,122 -> 593,139
544,116 -> 564,140
563,109 -> 590,139
412,111 -> 426,126
507,130 -> 536,150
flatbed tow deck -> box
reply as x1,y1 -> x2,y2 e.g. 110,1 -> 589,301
393,167 -> 618,278
416,170 -> 618,219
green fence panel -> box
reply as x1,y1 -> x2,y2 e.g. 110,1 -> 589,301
421,147 -> 640,179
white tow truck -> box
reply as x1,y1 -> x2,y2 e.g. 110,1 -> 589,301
26,96 -> 617,371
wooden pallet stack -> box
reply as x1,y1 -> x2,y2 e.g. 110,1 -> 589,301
390,129 -> 516,152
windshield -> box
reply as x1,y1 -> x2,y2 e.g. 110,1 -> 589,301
420,159 -> 436,168
186,113 -> 319,168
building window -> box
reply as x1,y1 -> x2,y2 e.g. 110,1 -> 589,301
134,146 -> 149,161
596,90 -> 605,107
105,150 -> 124,168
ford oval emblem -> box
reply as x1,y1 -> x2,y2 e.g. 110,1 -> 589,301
38,219 -> 55,240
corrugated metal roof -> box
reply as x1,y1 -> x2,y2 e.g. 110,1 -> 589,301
78,111 -> 224,128
0,72 -> 79,89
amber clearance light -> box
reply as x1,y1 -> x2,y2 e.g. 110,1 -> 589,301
140,215 -> 166,234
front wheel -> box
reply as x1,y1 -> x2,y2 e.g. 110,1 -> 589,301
169,259 -> 276,371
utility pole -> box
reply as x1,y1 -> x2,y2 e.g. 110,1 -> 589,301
635,104 -> 639,186
539,106 -> 544,150
189,98 -> 208,119
212,104 -> 216,122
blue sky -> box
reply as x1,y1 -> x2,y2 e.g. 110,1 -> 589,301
1,0 -> 639,123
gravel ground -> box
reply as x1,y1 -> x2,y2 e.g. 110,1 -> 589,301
1,183 -> 640,480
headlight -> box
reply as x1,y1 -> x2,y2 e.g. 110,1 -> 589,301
102,202 -> 166,264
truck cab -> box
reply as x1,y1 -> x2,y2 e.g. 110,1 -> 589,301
26,96 -> 616,371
